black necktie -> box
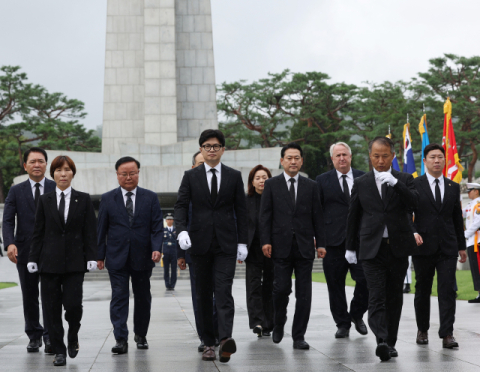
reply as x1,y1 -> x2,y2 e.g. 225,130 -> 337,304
381,182 -> 388,205
34,183 -> 41,209
59,192 -> 65,227
342,175 -> 350,201
435,179 -> 442,209
289,178 -> 296,205
210,169 -> 218,204
126,192 -> 134,226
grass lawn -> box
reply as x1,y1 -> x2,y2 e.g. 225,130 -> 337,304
0,282 -> 17,290
312,270 -> 479,301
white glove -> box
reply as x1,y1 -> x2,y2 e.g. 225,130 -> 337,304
87,261 -> 98,271
464,231 -> 469,239
237,244 -> 248,262
178,231 -> 192,250
376,172 -> 398,187
345,250 -> 357,264
27,262 -> 38,273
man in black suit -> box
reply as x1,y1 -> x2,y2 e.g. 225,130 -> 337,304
175,129 -> 248,363
316,142 -> 368,339
410,143 -> 467,348
2,147 -> 56,353
260,143 -> 326,350
177,151 -> 219,352
97,157 -> 163,354
346,136 -> 418,361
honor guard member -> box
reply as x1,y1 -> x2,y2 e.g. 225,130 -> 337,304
163,214 -> 178,290
463,183 -> 480,303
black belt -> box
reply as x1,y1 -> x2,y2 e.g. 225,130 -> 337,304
382,238 -> 390,244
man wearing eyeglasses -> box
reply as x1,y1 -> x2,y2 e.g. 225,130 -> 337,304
174,129 -> 248,363
97,156 -> 163,354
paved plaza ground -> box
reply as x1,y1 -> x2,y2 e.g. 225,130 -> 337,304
1,258 -> 480,371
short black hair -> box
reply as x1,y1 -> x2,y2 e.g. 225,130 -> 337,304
368,136 -> 395,154
192,151 -> 201,165
23,147 -> 48,163
115,156 -> 140,171
281,142 -> 303,158
423,143 -> 445,158
199,129 -> 225,147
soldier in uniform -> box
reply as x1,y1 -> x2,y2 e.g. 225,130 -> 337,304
463,183 -> 480,303
162,214 -> 177,290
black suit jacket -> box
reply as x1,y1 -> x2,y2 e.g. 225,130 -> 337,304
316,168 -> 365,247
346,169 -> 418,260
410,175 -> 466,256
259,174 -> 326,259
2,178 -> 56,264
29,189 -> 97,273
174,163 -> 248,255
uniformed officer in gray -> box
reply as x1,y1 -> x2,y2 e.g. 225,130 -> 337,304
162,214 -> 178,290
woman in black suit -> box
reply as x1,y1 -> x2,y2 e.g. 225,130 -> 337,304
245,165 -> 274,337
28,156 -> 97,366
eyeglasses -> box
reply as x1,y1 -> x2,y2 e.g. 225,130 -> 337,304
117,172 -> 139,178
201,144 -> 223,152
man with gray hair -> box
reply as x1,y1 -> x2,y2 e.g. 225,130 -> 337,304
345,136 -> 418,361
316,142 -> 368,339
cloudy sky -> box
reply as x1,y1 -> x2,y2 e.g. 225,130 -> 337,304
1,0 -> 479,130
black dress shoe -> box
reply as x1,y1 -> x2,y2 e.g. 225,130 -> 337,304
218,338 -> 237,363
112,339 -> 128,354
44,339 -> 54,354
335,328 -> 350,338
27,339 -> 42,352
134,335 -> 149,349
293,340 -> 310,350
403,284 -> 411,293
388,346 -> 398,357
198,340 -> 205,352
376,342 -> 391,361
67,341 -> 79,358
272,325 -> 284,344
253,325 -> 263,337
351,317 -> 368,335
53,354 -> 66,366
262,330 -> 271,337
468,296 -> 480,303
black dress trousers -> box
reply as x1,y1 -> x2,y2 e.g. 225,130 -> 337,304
467,245 -> 480,291
413,251 -> 458,338
272,238 -> 314,341
40,272 -> 85,355
245,238 -> 274,331
191,236 -> 236,346
362,240 -> 408,346
323,241 -> 369,329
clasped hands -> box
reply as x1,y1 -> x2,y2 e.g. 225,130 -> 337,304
376,172 -> 398,187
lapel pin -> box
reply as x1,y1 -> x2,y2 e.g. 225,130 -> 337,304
75,199 -> 78,202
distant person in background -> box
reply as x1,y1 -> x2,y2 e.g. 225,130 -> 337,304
97,157 -> 163,354
403,258 -> 412,293
177,151 -> 219,352
28,155 -> 98,366
2,147 -> 56,354
462,182 -> 480,303
245,165 -> 274,338
162,213 -> 177,290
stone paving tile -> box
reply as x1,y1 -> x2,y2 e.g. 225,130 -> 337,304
1,255 -> 480,371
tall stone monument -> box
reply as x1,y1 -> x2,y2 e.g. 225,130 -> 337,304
14,0 -> 280,197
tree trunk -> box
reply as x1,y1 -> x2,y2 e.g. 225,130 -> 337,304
468,142 -> 477,182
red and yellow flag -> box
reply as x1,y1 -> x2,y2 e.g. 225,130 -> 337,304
442,97 -> 463,183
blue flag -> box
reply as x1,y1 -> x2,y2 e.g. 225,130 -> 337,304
403,124 -> 418,177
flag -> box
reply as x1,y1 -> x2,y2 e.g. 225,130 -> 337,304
386,132 -> 400,171
418,114 -> 430,176
403,123 -> 418,177
442,97 -> 464,183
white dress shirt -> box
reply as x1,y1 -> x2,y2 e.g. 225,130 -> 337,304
336,169 -> 354,195
425,172 -> 444,202
56,186 -> 72,223
373,167 -> 393,238
121,187 -> 137,214
283,172 -> 299,198
204,163 -> 222,192
29,177 -> 46,199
